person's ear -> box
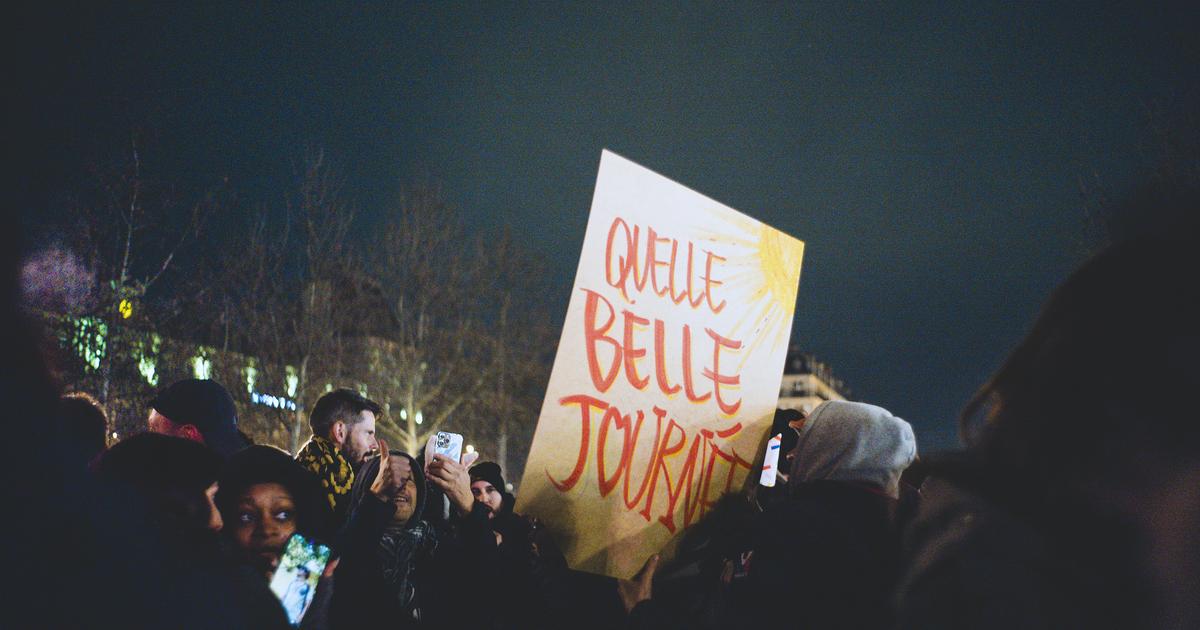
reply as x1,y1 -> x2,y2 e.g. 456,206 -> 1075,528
332,420 -> 346,445
179,424 -> 205,444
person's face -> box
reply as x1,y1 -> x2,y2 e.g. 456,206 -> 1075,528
340,411 -> 377,467
148,409 -> 179,436
147,409 -> 204,444
471,480 -> 503,518
382,456 -> 418,524
230,482 -> 297,576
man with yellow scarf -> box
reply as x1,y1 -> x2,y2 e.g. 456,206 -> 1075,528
295,388 -> 381,527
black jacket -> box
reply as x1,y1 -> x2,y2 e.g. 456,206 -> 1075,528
330,451 -> 496,628
749,481 -> 901,629
893,462 -> 1150,630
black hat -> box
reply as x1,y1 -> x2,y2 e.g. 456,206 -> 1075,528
216,445 -> 332,541
150,379 -> 247,458
469,461 -> 506,491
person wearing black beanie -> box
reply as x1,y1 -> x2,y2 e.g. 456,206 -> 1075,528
468,461 -> 514,521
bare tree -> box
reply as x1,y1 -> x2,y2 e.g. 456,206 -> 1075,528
210,150 -> 365,452
463,228 -> 556,480
364,190 -> 556,466
363,187 -> 493,453
49,132 -> 218,436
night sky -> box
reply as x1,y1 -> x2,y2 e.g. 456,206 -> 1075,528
16,2 -> 1200,451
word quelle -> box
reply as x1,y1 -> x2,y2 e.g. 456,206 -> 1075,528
605,217 -> 727,314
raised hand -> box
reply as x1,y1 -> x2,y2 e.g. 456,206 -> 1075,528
426,453 -> 473,514
617,554 -> 659,614
369,438 -> 396,499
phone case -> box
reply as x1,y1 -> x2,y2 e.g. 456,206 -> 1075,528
425,431 -> 464,466
268,534 -> 331,625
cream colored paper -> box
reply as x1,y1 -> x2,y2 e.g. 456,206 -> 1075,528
516,150 -> 805,578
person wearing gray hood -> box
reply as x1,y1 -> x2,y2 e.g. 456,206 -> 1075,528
746,400 -> 917,630
788,400 -> 917,500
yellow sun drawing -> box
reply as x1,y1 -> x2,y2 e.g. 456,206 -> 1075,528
695,209 -> 805,369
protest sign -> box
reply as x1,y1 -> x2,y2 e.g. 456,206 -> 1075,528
515,150 -> 804,578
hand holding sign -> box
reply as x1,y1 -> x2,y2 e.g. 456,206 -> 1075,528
617,554 -> 660,614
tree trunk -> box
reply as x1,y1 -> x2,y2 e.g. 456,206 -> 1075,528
498,425 -> 508,482
404,388 -> 418,454
291,357 -> 310,454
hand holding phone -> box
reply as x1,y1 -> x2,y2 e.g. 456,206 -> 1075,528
424,432 -> 473,514
268,534 -> 332,626
425,431 -> 464,467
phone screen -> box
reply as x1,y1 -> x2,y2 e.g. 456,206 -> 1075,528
268,534 -> 331,626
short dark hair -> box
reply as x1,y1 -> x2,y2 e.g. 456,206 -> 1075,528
61,391 -> 108,459
308,388 -> 382,437
95,433 -> 223,532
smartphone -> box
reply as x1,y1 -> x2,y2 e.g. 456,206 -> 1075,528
268,533 -> 332,626
425,431 -> 463,467
759,433 -> 783,487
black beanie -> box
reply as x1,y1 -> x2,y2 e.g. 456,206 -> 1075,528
469,461 -> 506,491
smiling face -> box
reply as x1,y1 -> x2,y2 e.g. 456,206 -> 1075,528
382,456 -> 418,524
230,482 -> 297,576
471,480 -> 503,518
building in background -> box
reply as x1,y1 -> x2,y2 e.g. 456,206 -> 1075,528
777,346 -> 849,414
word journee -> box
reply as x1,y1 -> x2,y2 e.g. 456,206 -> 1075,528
548,217 -> 756,535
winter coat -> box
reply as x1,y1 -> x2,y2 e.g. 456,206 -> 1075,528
483,499 -> 627,630
750,481 -> 901,629
893,460 -> 1151,629
330,450 -> 497,628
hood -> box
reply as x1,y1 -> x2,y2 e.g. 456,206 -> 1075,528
347,450 -> 427,529
789,400 -> 917,499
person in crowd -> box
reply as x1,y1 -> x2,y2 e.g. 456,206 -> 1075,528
893,234 -> 1200,629
217,445 -> 333,576
468,460 -> 651,629
750,400 -> 916,629
331,439 -> 496,627
295,388 -> 381,524
60,390 -> 108,464
96,432 -> 226,535
146,377 -> 249,458
468,461 -> 517,525
640,401 -> 915,629
468,461 -> 570,628
6,223 -> 289,627
95,433 -> 292,628
217,444 -> 336,628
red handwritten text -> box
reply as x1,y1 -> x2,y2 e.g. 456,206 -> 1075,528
605,217 -> 727,314
582,289 -> 743,413
548,394 -> 753,534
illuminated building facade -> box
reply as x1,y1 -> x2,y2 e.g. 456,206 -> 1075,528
776,346 -> 849,414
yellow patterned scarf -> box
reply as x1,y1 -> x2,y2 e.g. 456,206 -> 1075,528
296,435 -> 355,515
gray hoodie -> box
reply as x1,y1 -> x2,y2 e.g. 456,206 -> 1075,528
789,400 -> 917,498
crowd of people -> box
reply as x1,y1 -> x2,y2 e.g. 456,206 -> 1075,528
7,229 -> 1199,629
